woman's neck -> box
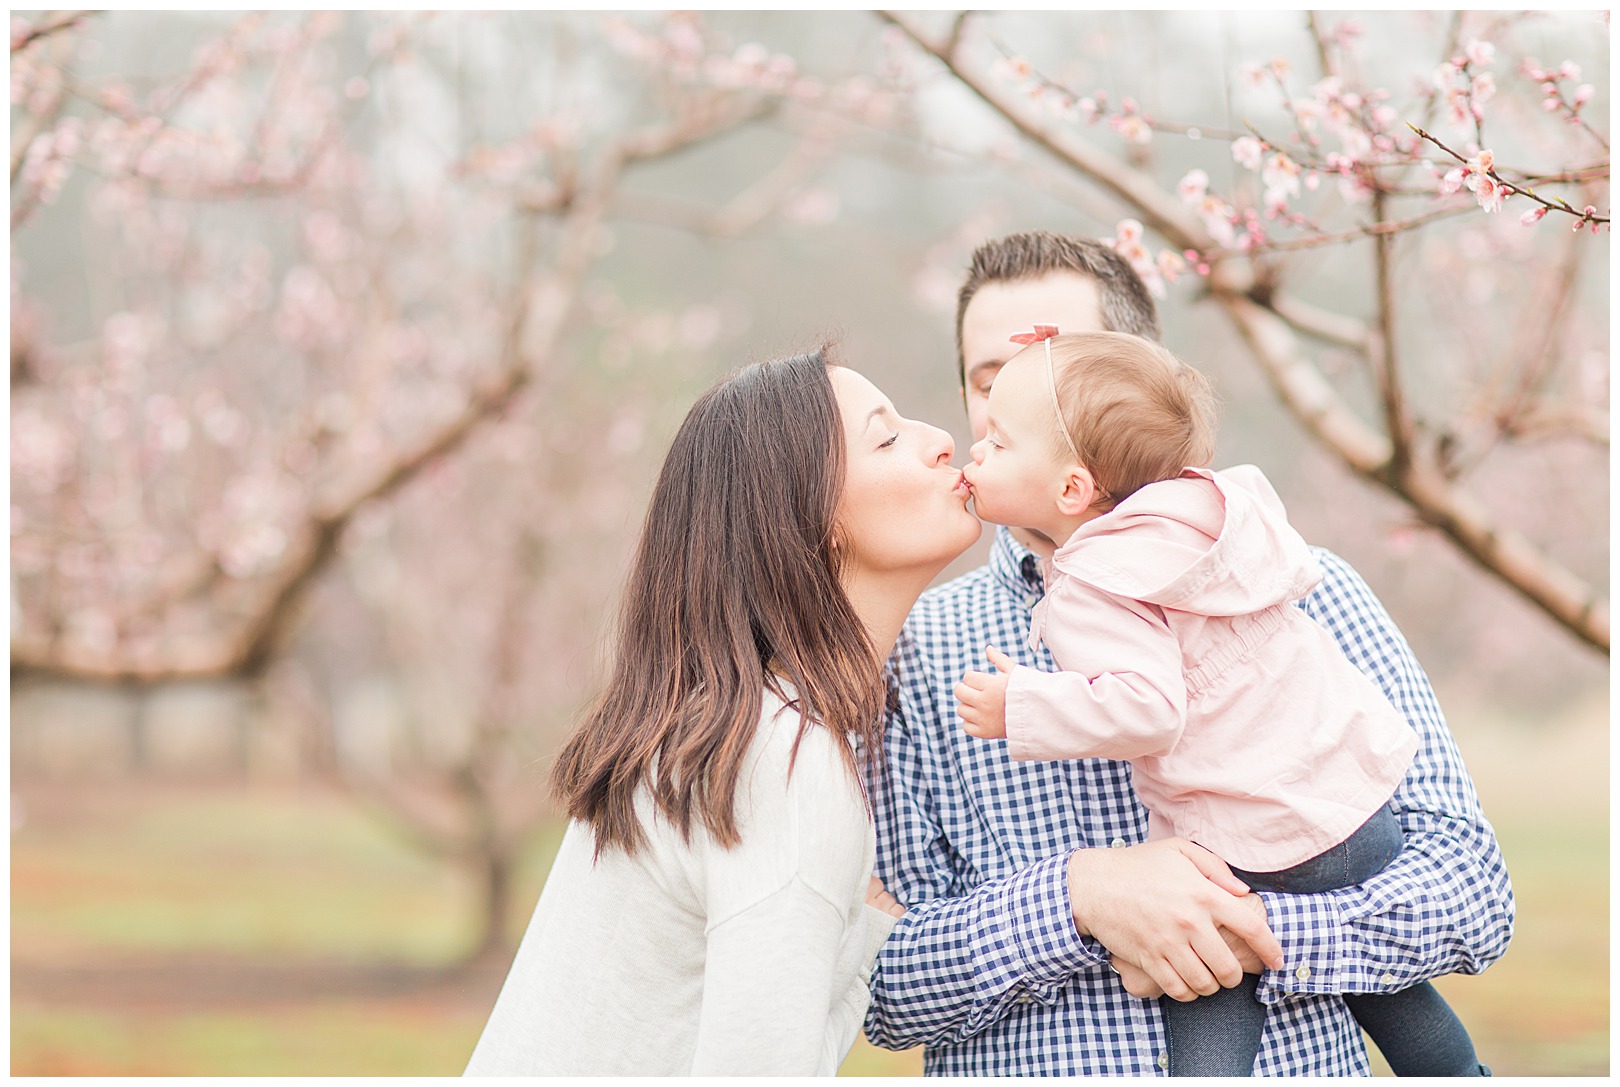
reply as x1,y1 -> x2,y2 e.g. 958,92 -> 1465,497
840,566 -> 932,663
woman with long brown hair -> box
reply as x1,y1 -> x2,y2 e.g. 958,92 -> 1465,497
465,348 -> 981,1075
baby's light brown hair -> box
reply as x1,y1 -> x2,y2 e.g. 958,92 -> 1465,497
1045,331 -> 1218,509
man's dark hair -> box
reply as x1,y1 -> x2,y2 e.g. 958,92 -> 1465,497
954,231 -> 1163,385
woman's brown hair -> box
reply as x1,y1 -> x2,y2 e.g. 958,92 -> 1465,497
550,349 -> 886,857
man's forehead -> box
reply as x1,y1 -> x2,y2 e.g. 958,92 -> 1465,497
962,273 -> 1106,353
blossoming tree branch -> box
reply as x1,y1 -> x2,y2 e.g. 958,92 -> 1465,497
880,9 -> 1608,653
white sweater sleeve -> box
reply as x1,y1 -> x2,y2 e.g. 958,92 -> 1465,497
690,715 -> 889,1075
692,879 -> 848,1074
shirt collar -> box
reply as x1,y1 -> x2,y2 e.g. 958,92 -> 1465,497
988,524 -> 1046,597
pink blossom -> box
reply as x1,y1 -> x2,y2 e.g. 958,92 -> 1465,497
1231,136 -> 1264,171
1115,218 -> 1144,245
1197,199 -> 1236,248
1520,206 -> 1549,226
1466,172 -> 1506,213
1438,168 -> 1466,195
1155,249 -> 1185,284
1338,174 -> 1373,206
1574,84 -> 1594,108
1559,60 -> 1581,81
1261,152 -> 1301,198
1464,40 -> 1496,67
1110,114 -> 1152,144
1177,169 -> 1209,204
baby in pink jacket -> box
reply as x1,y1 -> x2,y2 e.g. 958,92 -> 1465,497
957,329 -> 1485,1077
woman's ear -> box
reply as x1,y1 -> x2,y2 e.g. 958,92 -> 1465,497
1054,465 -> 1098,517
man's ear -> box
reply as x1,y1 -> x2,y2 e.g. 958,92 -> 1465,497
1054,465 -> 1098,517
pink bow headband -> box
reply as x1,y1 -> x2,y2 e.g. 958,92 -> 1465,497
1009,325 -> 1082,464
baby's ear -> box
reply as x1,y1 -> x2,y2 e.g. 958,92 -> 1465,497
1054,466 -> 1097,516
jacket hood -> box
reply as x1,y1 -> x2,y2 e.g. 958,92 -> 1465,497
1050,465 -> 1321,616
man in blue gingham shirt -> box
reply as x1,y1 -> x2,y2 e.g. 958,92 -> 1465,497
863,232 -> 1513,1075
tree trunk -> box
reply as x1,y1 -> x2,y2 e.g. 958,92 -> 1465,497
468,847 -> 514,968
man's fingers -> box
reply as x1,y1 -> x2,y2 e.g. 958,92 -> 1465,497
1162,940 -> 1221,998
1144,955 -> 1198,1003
1217,896 -> 1285,971
1175,840 -> 1250,896
1188,926 -> 1244,989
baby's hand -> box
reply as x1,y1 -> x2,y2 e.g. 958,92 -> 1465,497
956,644 -> 1015,740
866,875 -> 906,918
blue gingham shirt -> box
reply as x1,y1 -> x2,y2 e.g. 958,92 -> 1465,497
864,527 -> 1514,1076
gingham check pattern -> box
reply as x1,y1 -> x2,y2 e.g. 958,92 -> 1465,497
864,526 -> 1514,1076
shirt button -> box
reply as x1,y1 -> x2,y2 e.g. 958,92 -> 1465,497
1380,972 -> 1397,985
1023,593 -> 1040,608
1110,838 -> 1128,849
1295,965 -> 1312,981
1157,1052 -> 1170,1070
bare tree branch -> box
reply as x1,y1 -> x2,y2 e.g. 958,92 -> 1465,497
9,10 -> 91,54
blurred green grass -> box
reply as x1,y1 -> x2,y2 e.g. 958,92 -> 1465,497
10,704 -> 1606,1076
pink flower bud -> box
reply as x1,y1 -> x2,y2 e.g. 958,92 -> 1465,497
1574,84 -> 1594,107
1520,207 -> 1548,226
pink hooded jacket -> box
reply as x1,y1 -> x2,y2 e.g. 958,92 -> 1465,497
1005,464 -> 1418,872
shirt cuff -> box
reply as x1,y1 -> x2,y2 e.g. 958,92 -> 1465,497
1252,889 -> 1344,1004
1003,851 -> 1110,984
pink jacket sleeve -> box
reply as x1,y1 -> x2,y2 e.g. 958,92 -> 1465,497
1004,574 -> 1186,763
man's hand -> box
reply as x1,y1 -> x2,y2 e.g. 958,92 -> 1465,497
1067,839 -> 1284,1003
956,644 -> 1015,739
1110,893 -> 1273,1000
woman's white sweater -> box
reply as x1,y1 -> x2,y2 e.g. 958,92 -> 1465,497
464,687 -> 898,1076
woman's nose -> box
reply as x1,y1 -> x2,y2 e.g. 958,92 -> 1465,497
924,423 -> 954,466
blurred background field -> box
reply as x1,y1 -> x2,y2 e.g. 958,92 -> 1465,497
11,690 -> 1607,1077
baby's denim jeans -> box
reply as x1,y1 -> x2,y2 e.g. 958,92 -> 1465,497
1159,804 -> 1489,1076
